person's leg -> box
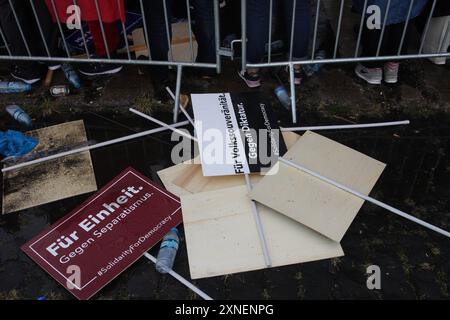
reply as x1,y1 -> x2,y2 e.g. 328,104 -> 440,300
79,20 -> 122,76
354,14 -> 383,84
360,24 -> 383,68
88,21 -> 120,57
283,0 -> 311,59
239,0 -> 270,87
0,0 -> 30,56
246,0 -> 270,64
221,0 -> 241,45
143,0 -> 172,81
30,0 -> 60,69
382,22 -> 405,83
383,22 -> 406,56
0,0 -> 41,83
282,0 -> 311,84
191,0 -> 216,64
422,16 -> 450,64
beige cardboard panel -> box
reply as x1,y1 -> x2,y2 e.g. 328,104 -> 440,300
156,157 -> 202,197
2,120 -> 97,214
171,22 -> 198,62
260,203 -> 344,267
251,163 -> 366,242
250,131 -> 386,242
157,163 -> 193,198
181,185 -> 343,279
172,131 -> 301,194
284,131 -> 386,194
173,165 -> 262,194
182,187 -> 265,279
281,131 -> 302,151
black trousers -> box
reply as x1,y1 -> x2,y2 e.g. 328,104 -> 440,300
0,0 -> 57,67
361,21 -> 408,68
142,0 -> 216,80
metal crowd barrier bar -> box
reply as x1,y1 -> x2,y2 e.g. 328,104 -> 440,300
241,0 -> 450,124
0,0 -> 222,123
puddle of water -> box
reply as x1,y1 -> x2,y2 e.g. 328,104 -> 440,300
0,111 -> 449,299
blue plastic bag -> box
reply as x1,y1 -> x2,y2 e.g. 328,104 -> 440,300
0,130 -> 38,158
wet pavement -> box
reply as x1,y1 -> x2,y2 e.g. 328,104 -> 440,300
0,108 -> 449,300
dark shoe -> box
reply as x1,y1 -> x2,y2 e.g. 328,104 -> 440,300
11,64 -> 41,84
78,62 -> 122,76
238,70 -> 261,88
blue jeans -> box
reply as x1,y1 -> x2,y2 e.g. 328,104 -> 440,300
191,0 -> 216,64
0,0 -> 58,68
143,0 -> 216,80
247,0 -> 311,64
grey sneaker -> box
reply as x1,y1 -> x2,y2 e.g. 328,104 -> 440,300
355,63 -> 382,85
384,62 -> 399,84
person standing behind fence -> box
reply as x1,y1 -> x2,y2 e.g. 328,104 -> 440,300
44,0 -> 125,76
142,0 -> 173,85
191,0 -> 217,78
0,0 -> 59,84
142,0 -> 217,96
353,0 -> 428,85
417,0 -> 450,65
239,0 -> 311,88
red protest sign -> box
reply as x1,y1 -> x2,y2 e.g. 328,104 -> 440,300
21,167 -> 182,300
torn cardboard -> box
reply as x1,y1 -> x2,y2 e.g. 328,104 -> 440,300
250,131 -> 386,242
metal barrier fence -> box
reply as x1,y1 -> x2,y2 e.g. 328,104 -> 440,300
0,0 -> 449,124
0,0 -> 222,123
240,0 -> 450,123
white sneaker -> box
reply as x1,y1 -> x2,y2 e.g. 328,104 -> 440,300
355,63 -> 382,85
384,62 -> 400,84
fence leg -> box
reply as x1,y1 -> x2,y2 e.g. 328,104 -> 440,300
241,0 -> 247,74
214,0 -> 221,74
289,63 -> 297,124
173,65 -> 183,123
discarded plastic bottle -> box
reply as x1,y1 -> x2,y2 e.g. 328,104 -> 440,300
274,85 -> 291,110
62,63 -> 80,89
155,228 -> 179,273
0,81 -> 32,93
50,85 -> 70,97
5,105 -> 33,128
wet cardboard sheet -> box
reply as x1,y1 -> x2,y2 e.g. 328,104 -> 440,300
181,185 -> 344,279
250,131 -> 386,242
2,120 -> 97,214
157,132 -> 344,279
